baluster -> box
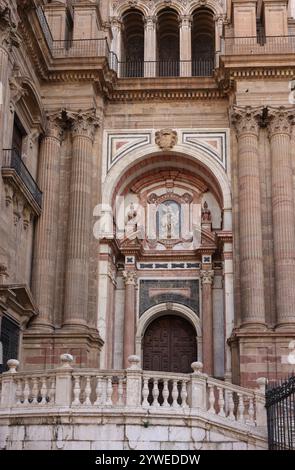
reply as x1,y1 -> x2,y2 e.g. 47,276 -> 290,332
15,379 -> 22,405
227,391 -> 235,420
208,385 -> 216,413
105,377 -> 113,406
31,377 -> 39,405
84,376 -> 92,406
218,387 -> 225,417
152,379 -> 160,407
72,375 -> 81,405
23,378 -> 30,405
181,380 -> 188,409
238,393 -> 245,423
94,376 -> 102,406
247,397 -> 255,425
117,377 -> 124,407
172,380 -> 179,409
162,380 -> 169,408
49,377 -> 55,403
142,377 -> 149,408
40,377 -> 48,404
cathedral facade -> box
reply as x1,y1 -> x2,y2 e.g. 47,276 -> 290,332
0,0 -> 294,450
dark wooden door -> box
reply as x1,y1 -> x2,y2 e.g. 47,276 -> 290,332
143,315 -> 197,373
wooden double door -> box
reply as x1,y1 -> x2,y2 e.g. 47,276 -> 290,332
143,315 -> 197,373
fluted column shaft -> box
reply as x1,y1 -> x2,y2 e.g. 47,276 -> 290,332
231,107 -> 265,326
201,270 -> 214,375
63,110 -> 99,328
268,108 -> 295,326
179,15 -> 192,77
31,114 -> 63,330
123,270 -> 137,368
144,16 -> 157,77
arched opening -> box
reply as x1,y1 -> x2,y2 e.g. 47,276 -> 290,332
191,8 -> 215,76
157,8 -> 180,76
122,9 -> 144,77
143,314 -> 197,373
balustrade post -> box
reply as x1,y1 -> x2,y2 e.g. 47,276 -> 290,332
255,377 -> 267,427
126,355 -> 142,408
0,359 -> 19,408
54,354 -> 74,407
189,362 -> 207,411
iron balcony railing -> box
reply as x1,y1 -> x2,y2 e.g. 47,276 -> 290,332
119,57 -> 215,78
223,35 -> 295,55
2,149 -> 42,208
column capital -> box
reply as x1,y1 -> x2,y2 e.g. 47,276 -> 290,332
267,106 -> 294,138
230,106 -> 262,138
68,109 -> 101,141
144,15 -> 157,29
110,16 -> 123,30
45,111 -> 65,142
200,270 -> 214,285
0,2 -> 20,51
123,270 -> 137,286
179,15 -> 192,28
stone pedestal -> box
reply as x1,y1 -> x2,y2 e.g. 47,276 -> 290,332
123,270 -> 137,369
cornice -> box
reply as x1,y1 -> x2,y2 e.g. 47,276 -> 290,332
109,89 -> 226,102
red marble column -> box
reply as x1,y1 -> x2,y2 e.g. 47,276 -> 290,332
201,270 -> 214,375
123,270 -> 137,368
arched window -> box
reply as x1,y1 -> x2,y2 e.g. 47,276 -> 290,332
157,8 -> 180,77
122,9 -> 144,77
191,8 -> 215,76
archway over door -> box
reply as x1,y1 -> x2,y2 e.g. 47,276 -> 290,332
143,314 -> 197,373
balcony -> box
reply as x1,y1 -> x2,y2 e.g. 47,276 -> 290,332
119,57 -> 215,79
222,35 -> 295,56
2,149 -> 42,215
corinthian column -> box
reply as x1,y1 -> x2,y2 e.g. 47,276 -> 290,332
144,16 -> 157,77
179,15 -> 192,77
201,270 -> 214,375
63,110 -> 99,329
122,270 -> 137,368
268,107 -> 295,327
0,3 -> 20,166
231,106 -> 266,326
31,112 -> 64,331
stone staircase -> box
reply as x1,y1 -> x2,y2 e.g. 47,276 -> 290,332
0,355 -> 268,450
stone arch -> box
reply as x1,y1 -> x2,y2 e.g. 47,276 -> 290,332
102,146 -> 231,216
188,0 -> 224,16
135,302 -> 202,362
152,1 -> 185,16
113,0 -> 150,18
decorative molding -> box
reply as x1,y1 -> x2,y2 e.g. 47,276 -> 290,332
155,129 -> 178,151
230,106 -> 262,138
182,130 -> 227,169
122,270 -> 137,286
0,1 -> 21,51
106,131 -> 151,172
267,107 -> 294,138
200,269 -> 214,285
68,109 -> 101,141
109,89 -> 226,102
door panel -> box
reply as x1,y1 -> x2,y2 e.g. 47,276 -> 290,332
143,315 -> 197,373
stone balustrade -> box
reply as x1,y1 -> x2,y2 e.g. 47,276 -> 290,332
0,356 -> 267,430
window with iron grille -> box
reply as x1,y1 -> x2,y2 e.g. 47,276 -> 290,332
0,316 -> 20,373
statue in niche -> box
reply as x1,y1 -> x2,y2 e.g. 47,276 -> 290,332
157,201 -> 180,240
126,202 -> 138,234
202,201 -> 212,222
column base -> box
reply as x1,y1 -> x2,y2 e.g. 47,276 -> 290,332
229,328 -> 295,389
28,319 -> 55,333
22,327 -> 104,370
